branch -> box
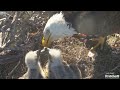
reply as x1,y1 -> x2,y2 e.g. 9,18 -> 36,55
0,53 -> 24,64
7,60 -> 21,77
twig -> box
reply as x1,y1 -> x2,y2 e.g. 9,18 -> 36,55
94,64 -> 120,79
7,60 -> 21,77
11,12 -> 17,24
0,18 -> 6,21
110,64 -> 120,72
0,53 -> 23,64
83,75 -> 93,79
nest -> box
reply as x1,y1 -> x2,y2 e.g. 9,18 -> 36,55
0,11 -> 119,79
51,34 -> 120,79
51,36 -> 95,78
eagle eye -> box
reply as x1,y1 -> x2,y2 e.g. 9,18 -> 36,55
46,29 -> 50,35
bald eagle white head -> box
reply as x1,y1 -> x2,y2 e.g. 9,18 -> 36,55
42,12 -> 77,47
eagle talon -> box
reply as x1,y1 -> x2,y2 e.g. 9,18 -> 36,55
90,36 -> 106,51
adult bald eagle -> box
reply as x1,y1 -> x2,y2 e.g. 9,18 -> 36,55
42,12 -> 77,47
42,11 -> 120,50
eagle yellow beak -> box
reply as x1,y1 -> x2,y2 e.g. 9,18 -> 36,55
42,33 -> 52,47
42,36 -> 48,47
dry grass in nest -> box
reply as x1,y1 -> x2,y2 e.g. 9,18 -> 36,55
51,34 -> 120,79
51,36 -> 95,78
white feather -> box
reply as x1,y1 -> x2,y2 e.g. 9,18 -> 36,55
25,50 -> 38,69
49,48 -> 63,67
24,50 -> 46,79
43,12 -> 77,41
